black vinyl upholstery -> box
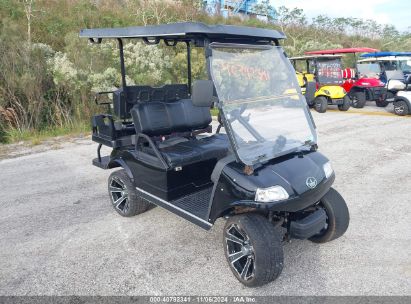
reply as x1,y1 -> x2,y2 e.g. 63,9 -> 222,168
159,134 -> 230,167
130,96 -> 230,168
113,84 -> 189,119
131,99 -> 212,136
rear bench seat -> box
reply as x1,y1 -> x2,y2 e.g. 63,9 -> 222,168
131,99 -> 230,168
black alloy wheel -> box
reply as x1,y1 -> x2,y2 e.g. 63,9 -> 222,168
108,169 -> 151,217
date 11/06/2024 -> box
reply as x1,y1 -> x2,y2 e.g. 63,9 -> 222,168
149,296 -> 257,303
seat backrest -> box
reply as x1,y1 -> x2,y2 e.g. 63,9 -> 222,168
113,84 -> 189,119
131,99 -> 212,136
343,68 -> 355,79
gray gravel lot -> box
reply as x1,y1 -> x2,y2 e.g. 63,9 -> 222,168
0,104 -> 410,296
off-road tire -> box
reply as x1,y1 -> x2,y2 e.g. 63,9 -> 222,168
108,169 -> 151,217
376,99 -> 389,107
338,95 -> 351,111
393,100 -> 409,116
309,187 -> 350,243
350,91 -> 366,108
314,96 -> 328,113
223,214 -> 284,287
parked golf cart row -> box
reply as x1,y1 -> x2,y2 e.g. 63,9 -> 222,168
80,22 -> 350,287
291,48 -> 411,115
357,52 -> 411,115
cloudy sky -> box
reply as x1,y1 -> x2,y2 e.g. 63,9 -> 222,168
273,0 -> 411,31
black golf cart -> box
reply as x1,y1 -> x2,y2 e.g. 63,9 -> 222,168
80,22 -> 349,287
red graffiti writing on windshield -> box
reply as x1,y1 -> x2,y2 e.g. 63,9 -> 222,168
317,62 -> 342,79
219,62 -> 270,81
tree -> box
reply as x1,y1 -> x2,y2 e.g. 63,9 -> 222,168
253,0 -> 277,21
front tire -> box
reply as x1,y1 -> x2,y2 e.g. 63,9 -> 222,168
350,91 -> 366,108
108,169 -> 151,217
338,95 -> 351,111
393,100 -> 409,116
309,188 -> 350,243
314,96 -> 328,113
223,214 -> 284,287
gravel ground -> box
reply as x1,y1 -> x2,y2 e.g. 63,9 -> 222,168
0,104 -> 410,296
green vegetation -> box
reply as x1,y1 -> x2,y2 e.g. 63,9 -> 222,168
0,0 -> 410,144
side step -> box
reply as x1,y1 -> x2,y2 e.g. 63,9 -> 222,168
92,156 -> 110,169
136,187 -> 213,230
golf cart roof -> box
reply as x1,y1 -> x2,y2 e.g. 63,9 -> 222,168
289,55 -> 342,60
79,22 -> 286,42
360,51 -> 411,58
358,56 -> 411,63
305,47 -> 379,55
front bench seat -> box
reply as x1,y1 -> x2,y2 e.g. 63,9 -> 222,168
159,134 -> 230,168
131,98 -> 230,168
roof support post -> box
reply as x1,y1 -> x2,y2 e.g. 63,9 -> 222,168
117,38 -> 127,88
186,41 -> 192,94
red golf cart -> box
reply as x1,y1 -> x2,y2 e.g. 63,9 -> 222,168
305,48 -> 387,108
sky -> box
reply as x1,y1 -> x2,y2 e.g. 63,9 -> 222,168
273,0 -> 411,32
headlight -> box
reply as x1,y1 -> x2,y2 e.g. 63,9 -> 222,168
323,161 -> 333,179
323,89 -> 330,95
255,186 -> 289,202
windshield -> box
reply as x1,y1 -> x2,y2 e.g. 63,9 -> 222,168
399,59 -> 411,73
210,44 -> 317,165
316,58 -> 343,85
357,62 -> 381,78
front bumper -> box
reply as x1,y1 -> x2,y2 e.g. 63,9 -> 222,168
289,208 -> 327,239
330,98 -> 345,105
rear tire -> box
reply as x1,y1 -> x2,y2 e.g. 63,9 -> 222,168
314,96 -> 328,113
376,99 -> 389,107
309,188 -> 350,243
338,95 -> 351,111
393,100 -> 409,116
108,169 -> 151,217
223,214 -> 284,287
350,91 -> 366,108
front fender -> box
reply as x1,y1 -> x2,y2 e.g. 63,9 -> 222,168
315,85 -> 346,99
208,151 -> 333,222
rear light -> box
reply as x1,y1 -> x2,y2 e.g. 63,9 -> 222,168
316,82 -> 319,90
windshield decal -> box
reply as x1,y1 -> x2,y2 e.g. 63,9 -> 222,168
218,62 -> 270,81
317,59 -> 342,84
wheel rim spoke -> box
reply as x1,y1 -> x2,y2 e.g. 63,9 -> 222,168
109,186 -> 123,193
228,251 -> 247,264
225,231 -> 244,245
114,196 -> 126,208
240,257 -> 253,280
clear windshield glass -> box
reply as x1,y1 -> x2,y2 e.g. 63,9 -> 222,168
399,59 -> 411,73
316,58 -> 343,85
210,44 -> 317,165
357,63 -> 381,78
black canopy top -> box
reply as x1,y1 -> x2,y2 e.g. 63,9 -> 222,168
79,22 -> 286,42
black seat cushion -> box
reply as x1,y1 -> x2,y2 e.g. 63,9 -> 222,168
131,99 -> 211,136
159,134 -> 230,167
